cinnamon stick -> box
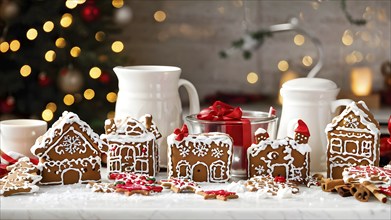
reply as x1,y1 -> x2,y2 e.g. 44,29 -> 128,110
362,181 -> 388,203
321,179 -> 345,192
352,184 -> 371,202
335,185 -> 353,197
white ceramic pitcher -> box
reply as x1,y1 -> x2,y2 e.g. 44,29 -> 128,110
113,66 -> 200,167
278,78 -> 352,172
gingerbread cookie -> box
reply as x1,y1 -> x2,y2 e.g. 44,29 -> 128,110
342,165 -> 391,185
101,114 -> 161,178
87,182 -> 115,193
196,190 -> 238,201
0,157 -> 42,197
160,178 -> 200,193
112,172 -> 163,196
245,175 -> 299,197
31,111 -> 108,185
325,101 -> 380,179
247,120 -> 311,184
167,124 -> 233,183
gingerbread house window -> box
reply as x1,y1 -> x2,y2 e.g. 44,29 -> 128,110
361,141 -> 372,157
330,138 -> 342,154
176,160 -> 191,178
136,160 -> 148,172
344,140 -> 359,156
210,160 -> 225,180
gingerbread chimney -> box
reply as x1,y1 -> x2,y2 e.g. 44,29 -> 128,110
294,119 -> 310,144
254,128 -> 269,144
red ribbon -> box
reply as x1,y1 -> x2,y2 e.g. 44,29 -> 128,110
197,101 -> 243,121
174,124 -> 189,141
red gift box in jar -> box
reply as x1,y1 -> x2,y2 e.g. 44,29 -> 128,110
185,101 -> 278,178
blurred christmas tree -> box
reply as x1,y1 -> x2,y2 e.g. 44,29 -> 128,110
0,0 -> 129,133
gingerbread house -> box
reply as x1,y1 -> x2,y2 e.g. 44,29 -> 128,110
325,101 -> 380,179
167,125 -> 233,183
31,111 -> 108,185
100,114 -> 161,177
247,120 -> 311,183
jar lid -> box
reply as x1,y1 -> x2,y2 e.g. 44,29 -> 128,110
282,77 -> 338,91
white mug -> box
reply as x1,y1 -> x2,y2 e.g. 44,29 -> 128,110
278,78 -> 352,172
113,66 -> 200,167
0,119 -> 47,158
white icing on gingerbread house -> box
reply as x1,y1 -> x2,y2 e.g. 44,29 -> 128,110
325,101 -> 380,179
100,114 -> 161,177
247,120 -> 311,183
167,131 -> 233,183
31,111 -> 108,185
254,128 -> 269,144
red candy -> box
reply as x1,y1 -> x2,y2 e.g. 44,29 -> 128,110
379,186 -> 391,197
274,176 -> 286,183
203,190 -> 235,197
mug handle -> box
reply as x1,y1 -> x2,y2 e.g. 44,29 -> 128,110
330,99 -> 353,113
178,79 -> 200,114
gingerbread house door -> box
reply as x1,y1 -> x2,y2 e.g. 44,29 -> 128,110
192,163 -> 208,182
62,168 -> 81,184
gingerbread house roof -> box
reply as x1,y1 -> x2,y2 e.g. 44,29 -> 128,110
167,132 -> 233,147
100,115 -> 160,144
325,101 -> 380,135
31,111 -> 107,157
248,137 -> 311,157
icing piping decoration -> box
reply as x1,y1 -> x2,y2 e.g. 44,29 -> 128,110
247,120 -> 311,184
325,101 -> 380,179
31,111 -> 108,185
101,114 -> 161,177
167,131 -> 233,183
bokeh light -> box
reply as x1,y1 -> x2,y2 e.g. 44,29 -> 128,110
246,72 -> 259,84
0,41 -> 9,53
42,109 -> 54,122
20,65 -> 32,77
84,89 -> 95,100
10,40 -> 20,52
154,10 -> 166,22
45,50 -> 56,62
106,92 -> 117,103
43,21 -> 54,32
63,94 -> 75,106
302,56 -> 313,66
89,67 -> 102,79
111,41 -> 124,53
70,46 -> 81,57
60,13 -> 73,28
46,102 -> 57,112
277,60 -> 289,72
26,28 -> 38,40
55,38 -> 66,48
293,34 -> 305,46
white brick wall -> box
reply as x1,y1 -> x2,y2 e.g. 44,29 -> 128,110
118,0 -> 391,101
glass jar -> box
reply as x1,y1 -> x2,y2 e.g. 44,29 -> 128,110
185,111 -> 278,179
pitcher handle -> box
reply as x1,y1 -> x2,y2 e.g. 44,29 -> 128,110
331,99 -> 353,113
178,79 -> 200,114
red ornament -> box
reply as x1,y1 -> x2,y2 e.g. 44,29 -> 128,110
295,119 -> 310,137
38,73 -> 51,87
99,72 -> 111,84
0,96 -> 15,113
81,1 -> 100,22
